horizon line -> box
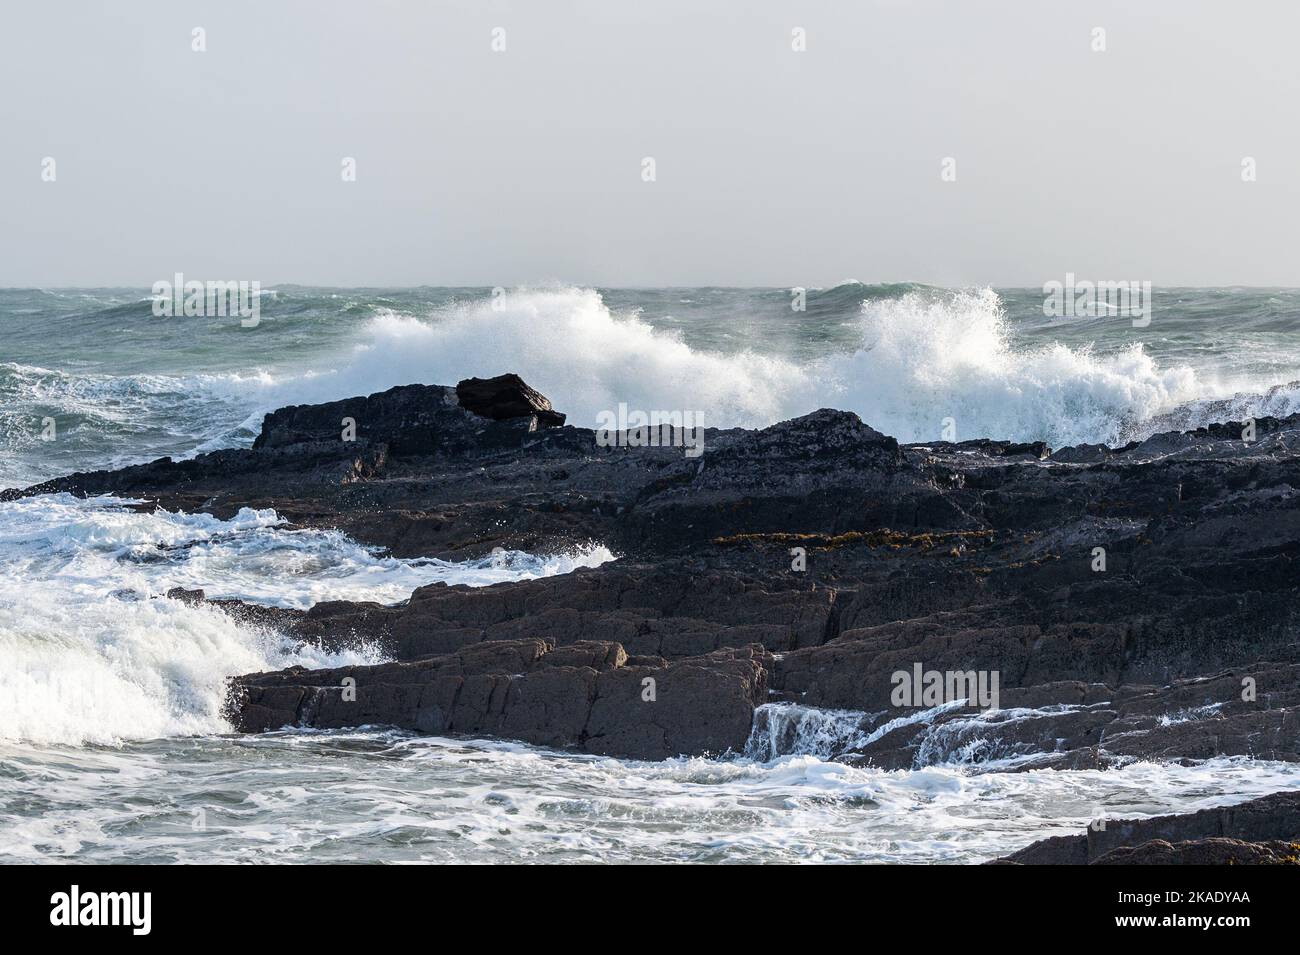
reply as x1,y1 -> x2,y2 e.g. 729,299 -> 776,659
4,282 -> 1300,292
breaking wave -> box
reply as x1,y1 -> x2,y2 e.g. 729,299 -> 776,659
276,285 -> 1300,449
0,494 -> 614,746
6,284 -> 1300,489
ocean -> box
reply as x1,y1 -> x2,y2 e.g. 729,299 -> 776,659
3,284 -> 1299,863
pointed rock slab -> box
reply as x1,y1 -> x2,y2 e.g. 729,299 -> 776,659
456,373 -> 565,427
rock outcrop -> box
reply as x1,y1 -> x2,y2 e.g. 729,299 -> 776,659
7,374 -> 1300,779
227,638 -> 769,760
455,373 -> 565,428
994,791 -> 1300,865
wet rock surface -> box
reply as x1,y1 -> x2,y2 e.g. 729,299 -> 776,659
227,639 -> 769,760
7,375 -> 1300,842
995,791 -> 1300,865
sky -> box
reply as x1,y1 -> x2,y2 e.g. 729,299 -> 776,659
2,0 -> 1298,288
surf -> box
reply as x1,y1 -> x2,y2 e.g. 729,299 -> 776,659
6,285 -> 1300,492
0,494 -> 614,747
279,284 -> 1262,448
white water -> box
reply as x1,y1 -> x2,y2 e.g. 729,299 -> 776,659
265,287 -> 1300,448
0,494 -> 613,747
749,701 -> 1102,770
1,494 -> 1295,862
1,732 -> 1295,864
8,287 -> 1300,491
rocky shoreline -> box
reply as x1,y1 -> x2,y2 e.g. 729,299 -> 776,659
9,373 -> 1300,863
994,791 -> 1300,865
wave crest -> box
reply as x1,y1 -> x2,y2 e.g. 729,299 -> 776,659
282,285 -> 1239,448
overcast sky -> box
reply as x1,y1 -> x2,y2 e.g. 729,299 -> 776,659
2,1 -> 1298,288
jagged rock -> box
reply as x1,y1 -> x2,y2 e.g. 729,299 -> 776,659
388,566 -> 835,658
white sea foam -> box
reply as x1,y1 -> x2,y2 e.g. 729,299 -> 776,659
0,361 -> 272,487
0,493 -> 615,610
266,286 -> 1297,448
0,494 -> 614,746
1,731 -> 1296,864
8,288 -> 1300,491
268,288 -> 802,430
745,703 -> 882,761
746,700 -> 1084,769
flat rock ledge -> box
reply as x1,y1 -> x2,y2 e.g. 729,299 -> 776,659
226,639 -> 770,761
993,791 -> 1300,864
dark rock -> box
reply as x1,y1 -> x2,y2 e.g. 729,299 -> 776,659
996,790 -> 1300,864
1092,838 -> 1300,865
165,587 -> 206,605
13,373 -> 1300,779
253,383 -> 459,455
1000,441 -> 1051,459
226,639 -> 771,760
456,373 -> 565,427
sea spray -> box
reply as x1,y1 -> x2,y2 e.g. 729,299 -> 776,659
0,494 -> 615,746
8,286 -> 1300,488
284,286 -> 1223,448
